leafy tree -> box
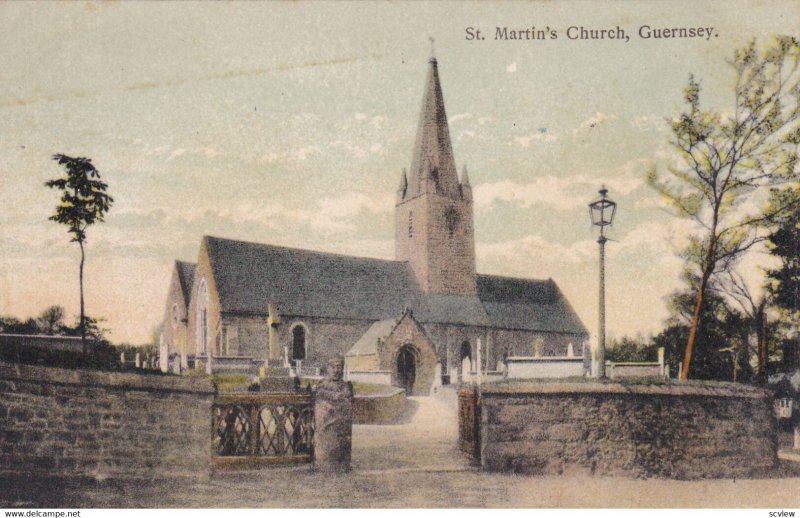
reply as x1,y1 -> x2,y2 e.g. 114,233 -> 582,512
660,281 -> 753,381
36,305 -> 66,335
718,270 -> 771,383
63,315 -> 109,342
0,315 -> 38,335
606,336 -> 658,363
648,36 -> 800,380
45,155 -> 113,354
765,197 -> 800,369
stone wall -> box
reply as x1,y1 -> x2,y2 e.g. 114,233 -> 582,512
506,356 -> 586,379
0,334 -> 98,354
353,387 -> 406,424
480,381 -> 777,479
0,361 -> 214,485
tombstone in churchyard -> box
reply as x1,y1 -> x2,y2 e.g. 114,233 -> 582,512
313,356 -> 353,472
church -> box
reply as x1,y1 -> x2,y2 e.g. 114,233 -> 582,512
159,56 -> 589,394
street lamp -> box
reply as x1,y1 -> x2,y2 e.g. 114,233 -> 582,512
589,186 -> 616,378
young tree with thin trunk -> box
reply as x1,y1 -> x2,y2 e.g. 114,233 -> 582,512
719,270 -> 769,384
648,36 -> 800,380
45,155 -> 113,354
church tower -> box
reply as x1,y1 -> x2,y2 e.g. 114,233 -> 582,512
395,57 -> 477,296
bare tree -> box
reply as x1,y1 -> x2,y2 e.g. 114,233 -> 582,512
648,36 -> 800,380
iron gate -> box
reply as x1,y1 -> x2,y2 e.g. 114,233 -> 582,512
212,392 -> 314,469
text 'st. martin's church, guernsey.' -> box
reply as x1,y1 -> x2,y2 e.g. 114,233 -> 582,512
159,57 -> 589,395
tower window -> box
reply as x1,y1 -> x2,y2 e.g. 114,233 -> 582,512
408,211 -> 413,238
445,207 -> 459,237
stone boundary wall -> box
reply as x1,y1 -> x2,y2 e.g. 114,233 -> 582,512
505,356 -> 584,379
0,361 -> 215,484
480,381 -> 777,479
0,334 -> 99,353
353,387 -> 406,424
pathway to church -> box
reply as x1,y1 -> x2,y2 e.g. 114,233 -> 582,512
351,384 -> 470,473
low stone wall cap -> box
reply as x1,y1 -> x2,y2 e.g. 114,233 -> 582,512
0,360 -> 215,395
480,380 -> 772,399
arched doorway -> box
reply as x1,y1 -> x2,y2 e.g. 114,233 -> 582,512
459,341 -> 472,383
396,344 -> 417,394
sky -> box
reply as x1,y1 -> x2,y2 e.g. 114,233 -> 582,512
0,1 -> 798,344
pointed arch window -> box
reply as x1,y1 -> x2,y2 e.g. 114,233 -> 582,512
197,279 -> 209,355
430,167 -> 440,191
445,207 -> 459,237
291,323 -> 307,364
171,303 -> 179,328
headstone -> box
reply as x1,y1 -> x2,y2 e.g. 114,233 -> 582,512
313,357 -> 353,472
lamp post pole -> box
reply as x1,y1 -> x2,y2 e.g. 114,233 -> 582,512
597,233 -> 607,378
588,186 -> 616,379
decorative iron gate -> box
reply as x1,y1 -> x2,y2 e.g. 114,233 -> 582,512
458,385 -> 480,463
212,392 -> 314,469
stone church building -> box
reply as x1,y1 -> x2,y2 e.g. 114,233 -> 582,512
160,57 -> 589,394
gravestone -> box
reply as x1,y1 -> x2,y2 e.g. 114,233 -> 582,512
313,357 -> 353,472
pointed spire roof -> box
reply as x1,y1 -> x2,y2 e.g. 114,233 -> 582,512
399,168 -> 408,193
407,57 -> 460,199
461,165 -> 471,187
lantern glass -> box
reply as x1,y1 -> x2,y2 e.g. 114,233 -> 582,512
588,187 -> 617,229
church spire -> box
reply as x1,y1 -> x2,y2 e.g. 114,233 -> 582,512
461,165 -> 471,188
407,56 -> 460,199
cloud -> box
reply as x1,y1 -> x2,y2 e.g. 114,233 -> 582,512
317,192 -> 393,219
450,113 -> 473,124
478,234 -> 596,267
634,195 -> 669,210
166,148 -> 186,162
515,112 -> 619,147
474,162 -> 646,211
506,62 -> 517,73
475,178 -> 579,210
569,112 -> 617,136
514,130 -> 559,148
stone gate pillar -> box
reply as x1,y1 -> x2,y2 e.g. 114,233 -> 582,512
313,357 -> 353,472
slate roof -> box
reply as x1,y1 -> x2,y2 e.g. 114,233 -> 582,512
347,319 -> 398,356
176,261 -> 196,305
203,235 -> 587,336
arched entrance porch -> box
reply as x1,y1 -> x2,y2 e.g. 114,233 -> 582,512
396,344 -> 418,394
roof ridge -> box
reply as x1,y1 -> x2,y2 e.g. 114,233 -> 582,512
477,272 -> 552,283
203,235 -> 405,265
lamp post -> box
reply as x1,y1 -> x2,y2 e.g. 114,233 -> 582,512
589,186 -> 617,378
